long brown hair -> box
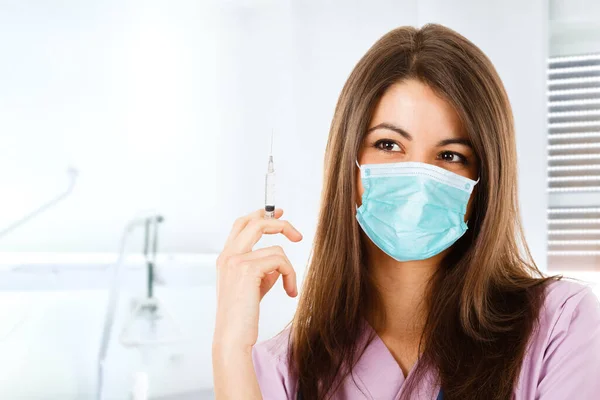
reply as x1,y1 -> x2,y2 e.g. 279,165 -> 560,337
289,24 -> 557,400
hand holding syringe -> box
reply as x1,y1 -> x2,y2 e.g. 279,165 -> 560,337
212,129 -> 303,399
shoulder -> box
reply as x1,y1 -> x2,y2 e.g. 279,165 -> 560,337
539,278 -> 600,327
534,278 -> 600,347
516,279 -> 600,399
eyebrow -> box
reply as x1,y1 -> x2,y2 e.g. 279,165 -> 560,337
367,122 -> 473,149
367,123 -> 413,141
436,138 -> 473,148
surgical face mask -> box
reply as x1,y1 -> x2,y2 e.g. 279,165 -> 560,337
355,161 -> 478,262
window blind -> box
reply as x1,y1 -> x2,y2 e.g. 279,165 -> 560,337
548,53 -> 600,270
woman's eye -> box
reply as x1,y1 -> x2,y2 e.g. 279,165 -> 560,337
375,140 -> 401,152
438,151 -> 467,164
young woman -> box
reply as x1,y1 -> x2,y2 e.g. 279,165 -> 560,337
212,24 -> 600,399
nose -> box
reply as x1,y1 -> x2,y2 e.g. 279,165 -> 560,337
403,146 -> 431,165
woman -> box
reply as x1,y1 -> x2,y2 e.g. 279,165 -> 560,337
212,24 -> 600,399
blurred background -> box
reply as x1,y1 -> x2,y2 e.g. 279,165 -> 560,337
0,0 -> 598,399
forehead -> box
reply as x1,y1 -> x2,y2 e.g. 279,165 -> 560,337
369,79 -> 466,140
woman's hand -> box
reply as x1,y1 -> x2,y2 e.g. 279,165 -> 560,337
213,208 -> 303,354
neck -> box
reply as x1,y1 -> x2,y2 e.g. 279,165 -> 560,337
366,242 -> 442,339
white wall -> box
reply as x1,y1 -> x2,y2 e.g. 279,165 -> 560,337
0,0 -> 225,254
550,0 -> 600,55
0,0 -> 551,399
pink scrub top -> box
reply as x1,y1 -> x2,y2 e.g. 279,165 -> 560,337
252,280 -> 600,399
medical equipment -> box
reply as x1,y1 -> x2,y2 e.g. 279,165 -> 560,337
0,167 -> 78,239
264,131 -> 276,219
356,161 -> 478,261
0,167 -> 78,343
96,213 -> 184,400
120,216 -> 183,347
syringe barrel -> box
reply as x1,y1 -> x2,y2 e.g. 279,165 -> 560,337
265,172 -> 276,208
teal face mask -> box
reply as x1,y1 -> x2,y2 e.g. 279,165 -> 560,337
356,161 -> 478,262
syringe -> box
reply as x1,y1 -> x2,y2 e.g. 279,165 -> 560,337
264,131 -> 276,219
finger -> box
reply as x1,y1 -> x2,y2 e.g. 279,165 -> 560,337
260,270 -> 281,298
224,208 -> 284,248
230,219 -> 302,254
252,254 -> 297,297
243,246 -> 289,280
240,245 -> 287,262
225,208 -> 284,246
